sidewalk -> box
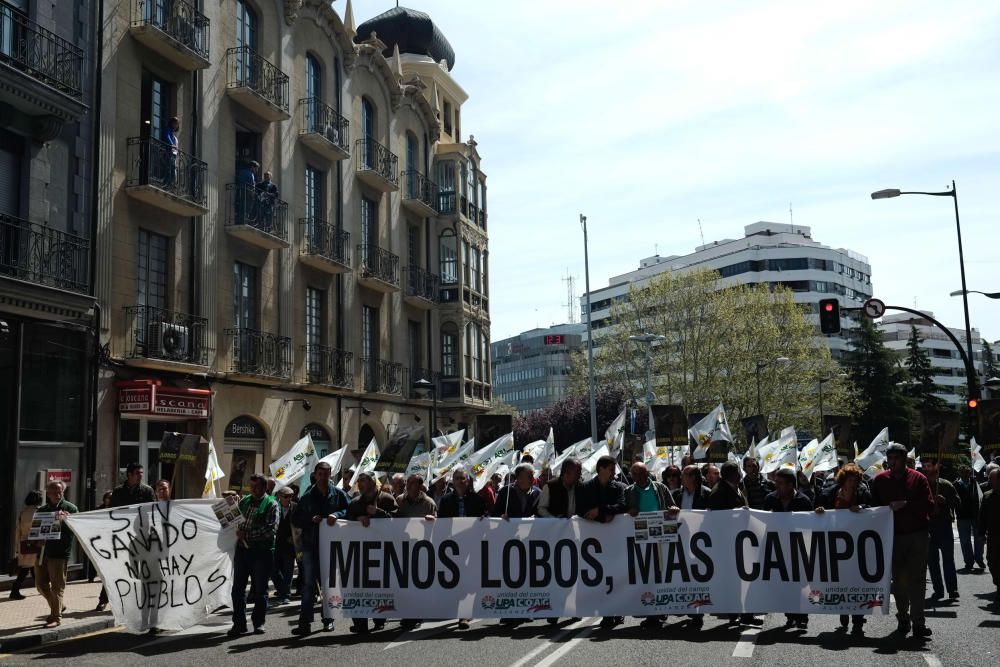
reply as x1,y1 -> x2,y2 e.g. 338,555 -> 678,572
0,581 -> 117,652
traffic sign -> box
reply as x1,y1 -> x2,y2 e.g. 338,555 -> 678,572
863,298 -> 886,319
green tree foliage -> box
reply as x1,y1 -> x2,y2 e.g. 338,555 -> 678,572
844,317 -> 912,444
570,268 -> 846,441
902,325 -> 946,412
983,340 -> 998,380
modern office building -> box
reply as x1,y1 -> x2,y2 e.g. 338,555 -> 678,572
0,1 -> 99,561
93,1 -> 491,491
492,323 -> 585,414
880,311 -> 985,408
582,222 -> 873,358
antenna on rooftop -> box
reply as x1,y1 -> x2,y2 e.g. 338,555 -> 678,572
563,271 -> 578,324
789,202 -> 794,233
697,218 -> 705,246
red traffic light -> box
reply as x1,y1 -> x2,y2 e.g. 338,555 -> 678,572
967,399 -> 978,409
823,303 -> 834,312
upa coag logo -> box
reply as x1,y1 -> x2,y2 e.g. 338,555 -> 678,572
640,591 -> 713,608
480,595 -> 496,608
327,595 -> 343,607
808,589 -> 884,609
481,594 -> 551,613
328,594 -> 396,613
641,592 -> 656,606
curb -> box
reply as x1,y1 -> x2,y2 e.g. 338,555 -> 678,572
0,617 -> 117,653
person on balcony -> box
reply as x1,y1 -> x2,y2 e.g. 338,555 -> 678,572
234,160 -> 259,226
163,116 -> 180,190
256,170 -> 279,233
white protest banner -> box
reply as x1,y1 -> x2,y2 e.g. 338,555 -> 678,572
470,433 -> 517,491
65,500 -> 237,633
855,427 -> 889,471
270,435 -> 319,490
351,438 -> 381,489
798,434 -> 838,482
432,439 -> 476,482
320,508 -> 892,619
690,403 -> 733,460
605,409 -> 626,458
760,427 -> 797,473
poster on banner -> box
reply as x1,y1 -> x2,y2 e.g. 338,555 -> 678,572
652,405 -> 687,448
633,511 -> 681,544
28,512 -> 63,541
211,495 -> 242,530
65,500 -> 237,633
374,425 -> 425,474
228,449 -> 254,494
320,509 -> 892,620
919,410 -> 961,460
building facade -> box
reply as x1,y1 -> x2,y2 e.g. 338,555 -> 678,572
582,222 -> 873,358
93,1 -> 491,492
492,323 -> 584,414
0,0 -> 98,560
881,311 -> 985,408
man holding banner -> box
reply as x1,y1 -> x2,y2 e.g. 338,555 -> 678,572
577,455 -> 627,630
229,474 -> 277,637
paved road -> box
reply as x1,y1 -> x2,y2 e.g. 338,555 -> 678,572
3,545 -> 997,666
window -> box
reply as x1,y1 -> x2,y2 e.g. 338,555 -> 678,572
467,159 -> 477,206
306,54 -> 322,100
441,326 -> 457,377
408,225 -> 420,270
361,97 -> 375,139
443,101 -> 452,135
405,132 -> 418,172
141,71 -> 174,143
362,305 -> 378,360
470,247 -> 481,293
235,0 -> 257,83
305,165 -> 324,219
814,281 -> 828,293
233,262 -> 258,331
408,320 -> 421,371
361,196 -> 377,248
462,240 -> 470,285
305,287 -> 324,376
137,229 -> 169,310
464,323 -> 474,380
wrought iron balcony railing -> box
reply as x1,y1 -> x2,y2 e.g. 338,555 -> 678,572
225,183 -> 288,241
299,97 -> 349,150
355,137 -> 398,186
124,305 -> 207,365
0,214 -> 88,293
226,45 -> 289,113
300,218 -> 349,265
405,265 -> 439,303
0,4 -> 83,97
357,244 -> 399,286
302,344 -> 354,389
402,170 -> 438,212
362,357 -> 403,395
126,136 -> 207,205
224,327 -> 291,378
130,0 -> 210,61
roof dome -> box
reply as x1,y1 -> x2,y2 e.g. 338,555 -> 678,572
355,6 -> 455,71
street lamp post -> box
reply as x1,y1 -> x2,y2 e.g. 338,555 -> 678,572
413,377 -> 437,443
629,333 -> 665,442
950,289 -> 1000,300
872,181 -> 978,400
818,373 -> 847,428
581,214 -> 598,442
755,357 -> 791,416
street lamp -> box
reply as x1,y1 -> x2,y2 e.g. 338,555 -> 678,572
871,181 -> 978,401
581,214 -> 598,442
755,357 -> 791,416
629,333 -> 665,441
412,377 -> 437,443
950,289 -> 1000,300
818,373 -> 848,427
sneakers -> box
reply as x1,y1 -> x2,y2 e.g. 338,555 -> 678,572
227,625 -> 247,638
322,619 -> 334,632
373,619 -> 386,631
95,601 -> 107,612
912,624 -> 932,639
291,625 -> 311,637
948,591 -> 960,599
252,626 -> 265,635
457,619 -> 471,630
894,616 -> 911,635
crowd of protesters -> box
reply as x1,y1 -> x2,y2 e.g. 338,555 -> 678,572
11,446 -> 1000,642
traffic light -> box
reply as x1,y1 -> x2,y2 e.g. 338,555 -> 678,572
967,398 -> 978,410
819,299 -> 841,334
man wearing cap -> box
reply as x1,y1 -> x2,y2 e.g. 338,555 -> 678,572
871,442 -> 935,639
764,468 -> 814,629
290,461 -> 350,636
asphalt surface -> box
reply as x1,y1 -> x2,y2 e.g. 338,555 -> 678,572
3,541 -> 997,667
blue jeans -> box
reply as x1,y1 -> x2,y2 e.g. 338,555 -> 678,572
232,547 -> 273,630
272,547 -> 295,600
927,523 -> 958,595
957,518 -> 984,566
297,548 -> 329,627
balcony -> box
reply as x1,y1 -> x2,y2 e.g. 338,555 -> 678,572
125,136 -> 208,216
355,138 -> 398,192
0,214 -> 88,293
129,0 -> 210,70
298,97 -> 349,161
362,357 -> 403,395
123,305 -> 207,368
225,46 -> 289,122
224,327 -> 291,379
0,4 -> 86,124
404,266 -> 439,309
299,218 -> 350,274
224,183 -> 289,250
401,170 -> 438,217
302,344 -> 354,390
356,244 -> 399,293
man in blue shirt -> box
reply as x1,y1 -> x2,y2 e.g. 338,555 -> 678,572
163,116 -> 180,189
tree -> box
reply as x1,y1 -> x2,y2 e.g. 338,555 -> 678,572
903,325 -> 946,412
513,387 -> 626,448
983,340 -> 998,380
570,268 -> 847,440
844,317 -> 912,444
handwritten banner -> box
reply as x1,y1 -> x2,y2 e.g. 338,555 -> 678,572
65,500 -> 237,633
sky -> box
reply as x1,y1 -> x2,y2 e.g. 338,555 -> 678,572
357,0 -> 1000,344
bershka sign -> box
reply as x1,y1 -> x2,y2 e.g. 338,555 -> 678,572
118,386 -> 210,419
319,509 -> 892,619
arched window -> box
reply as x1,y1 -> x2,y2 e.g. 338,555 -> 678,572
439,230 -> 457,284
306,54 -> 322,100
235,1 -> 258,85
361,97 -> 376,170
441,324 -> 458,378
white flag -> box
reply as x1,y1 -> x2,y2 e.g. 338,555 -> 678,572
551,437 -> 595,477
520,439 -> 547,461
350,438 -> 381,489
432,430 -> 465,457
470,433 -> 518,491
605,409 -> 626,458
745,436 -> 764,461
728,450 -> 745,479
855,428 -> 890,471
971,437 -> 988,473
202,438 -> 225,499
432,439 -> 477,482
798,433 -> 838,481
270,435 -> 319,490
318,446 -> 352,482
538,428 -> 557,471
690,404 -> 733,460
760,427 -> 797,474
581,444 -> 611,482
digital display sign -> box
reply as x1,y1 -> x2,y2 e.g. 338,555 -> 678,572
543,335 -> 565,345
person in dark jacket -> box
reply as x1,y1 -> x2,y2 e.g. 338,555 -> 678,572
492,464 -> 540,519
954,464 -> 986,571
347,471 -> 397,634
110,462 -> 155,507
922,457 -> 961,600
578,455 -> 627,629
271,486 -> 297,605
979,467 -> 1000,602
671,465 -> 713,511
437,466 -> 487,630
815,462 -> 870,634
33,481 -> 78,627
764,468 -> 813,629
741,457 -> 773,509
290,461 -> 350,637
707,462 -> 748,511
537,459 -> 581,518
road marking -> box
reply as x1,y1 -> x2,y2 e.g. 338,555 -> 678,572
508,618 -> 596,667
532,619 -> 599,667
732,626 -> 762,658
384,619 -> 479,650
923,655 -> 944,667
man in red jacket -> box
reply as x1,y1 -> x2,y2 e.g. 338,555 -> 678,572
871,442 -> 935,640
